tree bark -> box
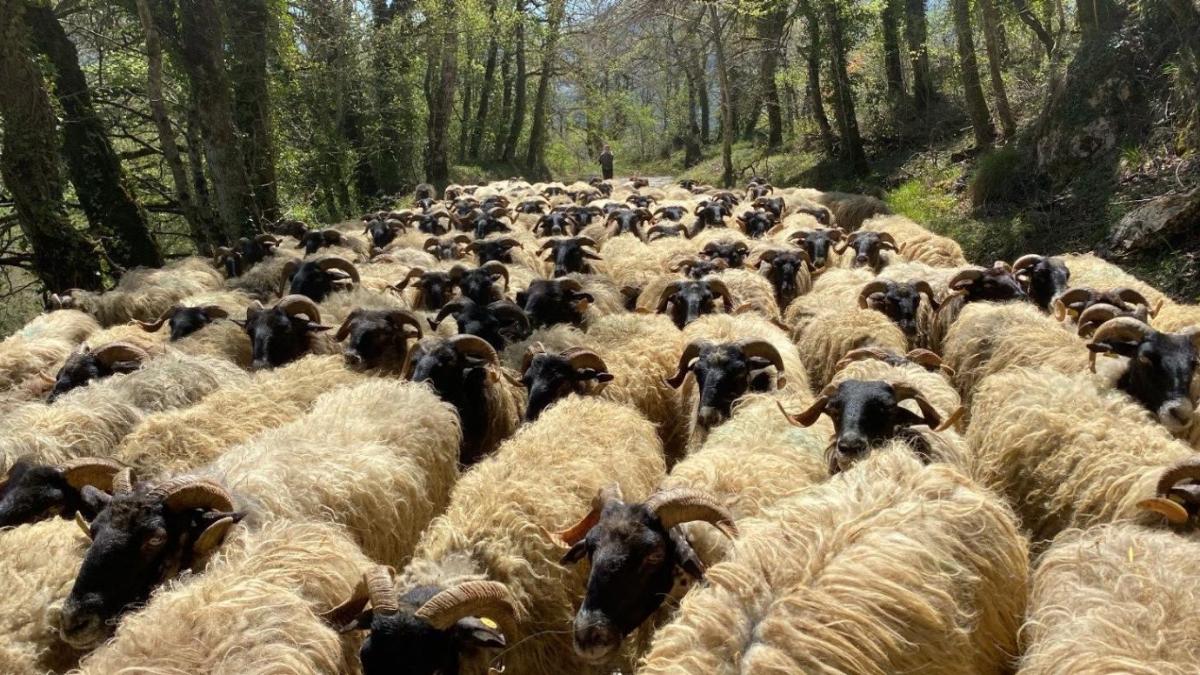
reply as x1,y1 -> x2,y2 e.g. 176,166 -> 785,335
904,0 -> 935,110
882,0 -> 907,104
25,2 -> 162,270
951,0 -> 995,149
756,6 -> 786,149
0,1 -> 102,291
525,0 -> 565,179
423,3 -> 458,186
496,43 -> 514,160
369,1 -> 408,194
185,103 -> 215,226
683,55 -> 703,166
225,0 -> 279,220
1011,0 -> 1055,56
469,0 -> 499,161
708,4 -> 735,187
697,49 -> 711,144
825,0 -> 868,174
177,0 -> 258,241
979,0 -> 1016,137
134,0 -> 215,253
803,6 -> 836,157
501,0 -> 527,164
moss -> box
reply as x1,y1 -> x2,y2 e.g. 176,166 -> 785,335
968,146 -> 1029,207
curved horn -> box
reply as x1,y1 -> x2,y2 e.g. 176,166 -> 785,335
1012,254 -> 1044,278
562,347 -> 609,375
92,342 -> 150,368
858,280 -> 892,309
832,347 -> 896,373
1114,287 -> 1152,310
733,338 -> 785,374
778,392 -> 830,427
876,232 -> 897,250
656,280 -> 686,314
706,278 -> 734,312
59,457 -> 125,492
149,476 -> 236,513
1090,317 -> 1155,350
481,261 -> 510,289
391,267 -> 426,293
1076,303 -> 1125,338
644,488 -> 737,539
665,340 -> 706,388
948,268 -> 984,291
449,334 -> 499,364
911,280 -> 940,310
333,310 -> 359,342
276,295 -> 323,323
1156,456 -> 1200,497
280,260 -> 300,294
316,256 -> 360,284
134,305 -> 181,332
423,237 -> 441,252
905,348 -> 946,372
488,301 -> 531,333
414,581 -> 520,643
387,309 -> 424,340
1055,288 -> 1095,319
891,383 -> 943,429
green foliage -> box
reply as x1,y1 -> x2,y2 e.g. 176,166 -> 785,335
968,145 -> 1028,207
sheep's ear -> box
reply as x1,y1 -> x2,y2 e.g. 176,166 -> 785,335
455,617 -> 507,649
79,485 -> 111,519
560,540 -> 588,565
306,322 -> 333,333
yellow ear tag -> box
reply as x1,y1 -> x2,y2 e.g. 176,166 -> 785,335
480,617 -> 499,630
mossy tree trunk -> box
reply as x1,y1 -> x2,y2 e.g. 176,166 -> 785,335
802,4 -> 836,158
979,0 -> 1016,137
904,0 -> 935,110
881,0 -> 907,105
952,0 -> 995,149
709,3 -> 735,187
0,0 -> 102,292
825,0 -> 868,175
500,0 -> 526,164
525,0 -> 565,180
423,3 -> 458,187
226,0 -> 279,220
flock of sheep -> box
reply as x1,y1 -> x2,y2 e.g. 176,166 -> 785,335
1,174 -> 1198,674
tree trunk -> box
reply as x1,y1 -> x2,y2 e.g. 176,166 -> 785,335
458,75 -> 473,164
697,50 -> 711,144
757,7 -> 785,149
185,104 -> 215,225
501,0 -> 527,164
1078,0 -> 1122,36
825,0 -> 868,174
882,0 -> 907,104
683,57 -> 703,166
708,4 -> 735,187
225,0 -> 279,220
370,0 -> 406,194
134,0 -> 215,253
0,1 -> 101,291
177,0 -> 258,241
525,0 -> 565,179
979,0 -> 1016,137
423,4 -> 458,186
470,0 -> 499,161
904,0 -> 935,110
1011,0 -> 1055,56
951,0 -> 995,149
25,3 -> 162,270
496,43 -> 514,160
803,7 -> 836,157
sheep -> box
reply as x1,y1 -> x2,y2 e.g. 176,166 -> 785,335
45,257 -> 225,326
1019,522 -> 1200,675
0,309 -> 98,396
57,379 -> 462,649
128,292 -> 254,367
236,294 -> 338,370
0,351 -> 245,470
835,230 -> 899,272
751,247 -> 816,311
1012,253 -> 1072,310
115,354 -> 363,476
859,214 -> 967,268
790,304 -> 909,390
326,396 -> 666,675
638,447 -> 1028,675
856,276 -> 942,348
926,262 -> 1031,351
212,233 -> 284,278
966,366 -> 1196,543
405,334 -> 526,465
73,519 -> 375,674
516,274 -> 625,329
282,255 -> 362,302
1062,252 -> 1170,309
814,190 -> 891,230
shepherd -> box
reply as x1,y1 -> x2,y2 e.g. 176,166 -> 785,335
599,144 -> 614,181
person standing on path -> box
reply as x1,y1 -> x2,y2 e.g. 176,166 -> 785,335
599,144 -> 614,181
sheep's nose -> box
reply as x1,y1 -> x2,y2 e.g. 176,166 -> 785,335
1160,399 -> 1195,431
837,435 -> 869,457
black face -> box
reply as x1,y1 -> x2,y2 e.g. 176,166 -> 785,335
223,252 -> 244,278
1099,332 -> 1200,431
472,216 -> 510,240
688,345 -> 775,427
358,586 -> 506,675
679,179 -> 698,189
518,200 -> 548,214
480,197 -> 507,211
472,240 -> 518,265
681,259 -> 725,279
417,273 -> 455,310
794,205 -> 831,225
761,252 -> 808,307
846,233 -> 888,270
693,203 -> 728,231
288,261 -> 341,302
755,197 -> 785,218
655,206 -> 686,222
867,283 -> 924,337
339,311 -> 413,370
0,460 -> 85,527
517,280 -> 594,328
60,490 -> 236,648
535,212 -> 577,237
566,206 -> 600,227
48,352 -> 132,402
800,230 -> 838,268
240,306 -> 328,370
663,282 -> 726,329
563,501 -> 681,663
608,209 -> 647,238
545,238 -> 596,277
415,197 -> 437,211
436,300 -> 531,350
299,231 -> 335,255
701,242 -> 749,269
961,268 -> 1027,302
427,242 -> 464,262
236,237 -> 273,268
456,267 -> 504,305
520,354 -> 611,421
1021,258 -> 1070,310
366,220 -> 400,249
453,199 -> 479,218
409,342 -> 493,464
819,381 -> 928,469
168,307 -> 218,341
739,212 -> 775,239
418,214 -> 450,235
627,195 -> 654,209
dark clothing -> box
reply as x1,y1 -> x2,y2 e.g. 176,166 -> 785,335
599,151 -> 614,180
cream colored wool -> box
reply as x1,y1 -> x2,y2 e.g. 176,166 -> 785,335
966,366 -> 1195,543
815,191 -> 891,230
860,214 -> 968,268
0,519 -> 90,675
78,322 -> 170,358
596,234 -> 668,291
316,283 -> 411,326
831,357 -> 961,421
115,355 -> 363,476
0,310 -> 99,392
638,448 -> 1029,675
172,321 -> 253,368
792,307 -> 909,389
208,380 -> 461,564
0,352 -> 241,469
1063,253 -> 1170,309
396,396 -> 666,675
1152,301 -> 1200,332
73,519 -> 373,675
562,272 -> 628,324
709,269 -> 781,321
942,302 -> 1090,405
1019,523 -> 1200,675
69,257 -> 225,326
783,267 -> 875,328
226,248 -> 303,302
